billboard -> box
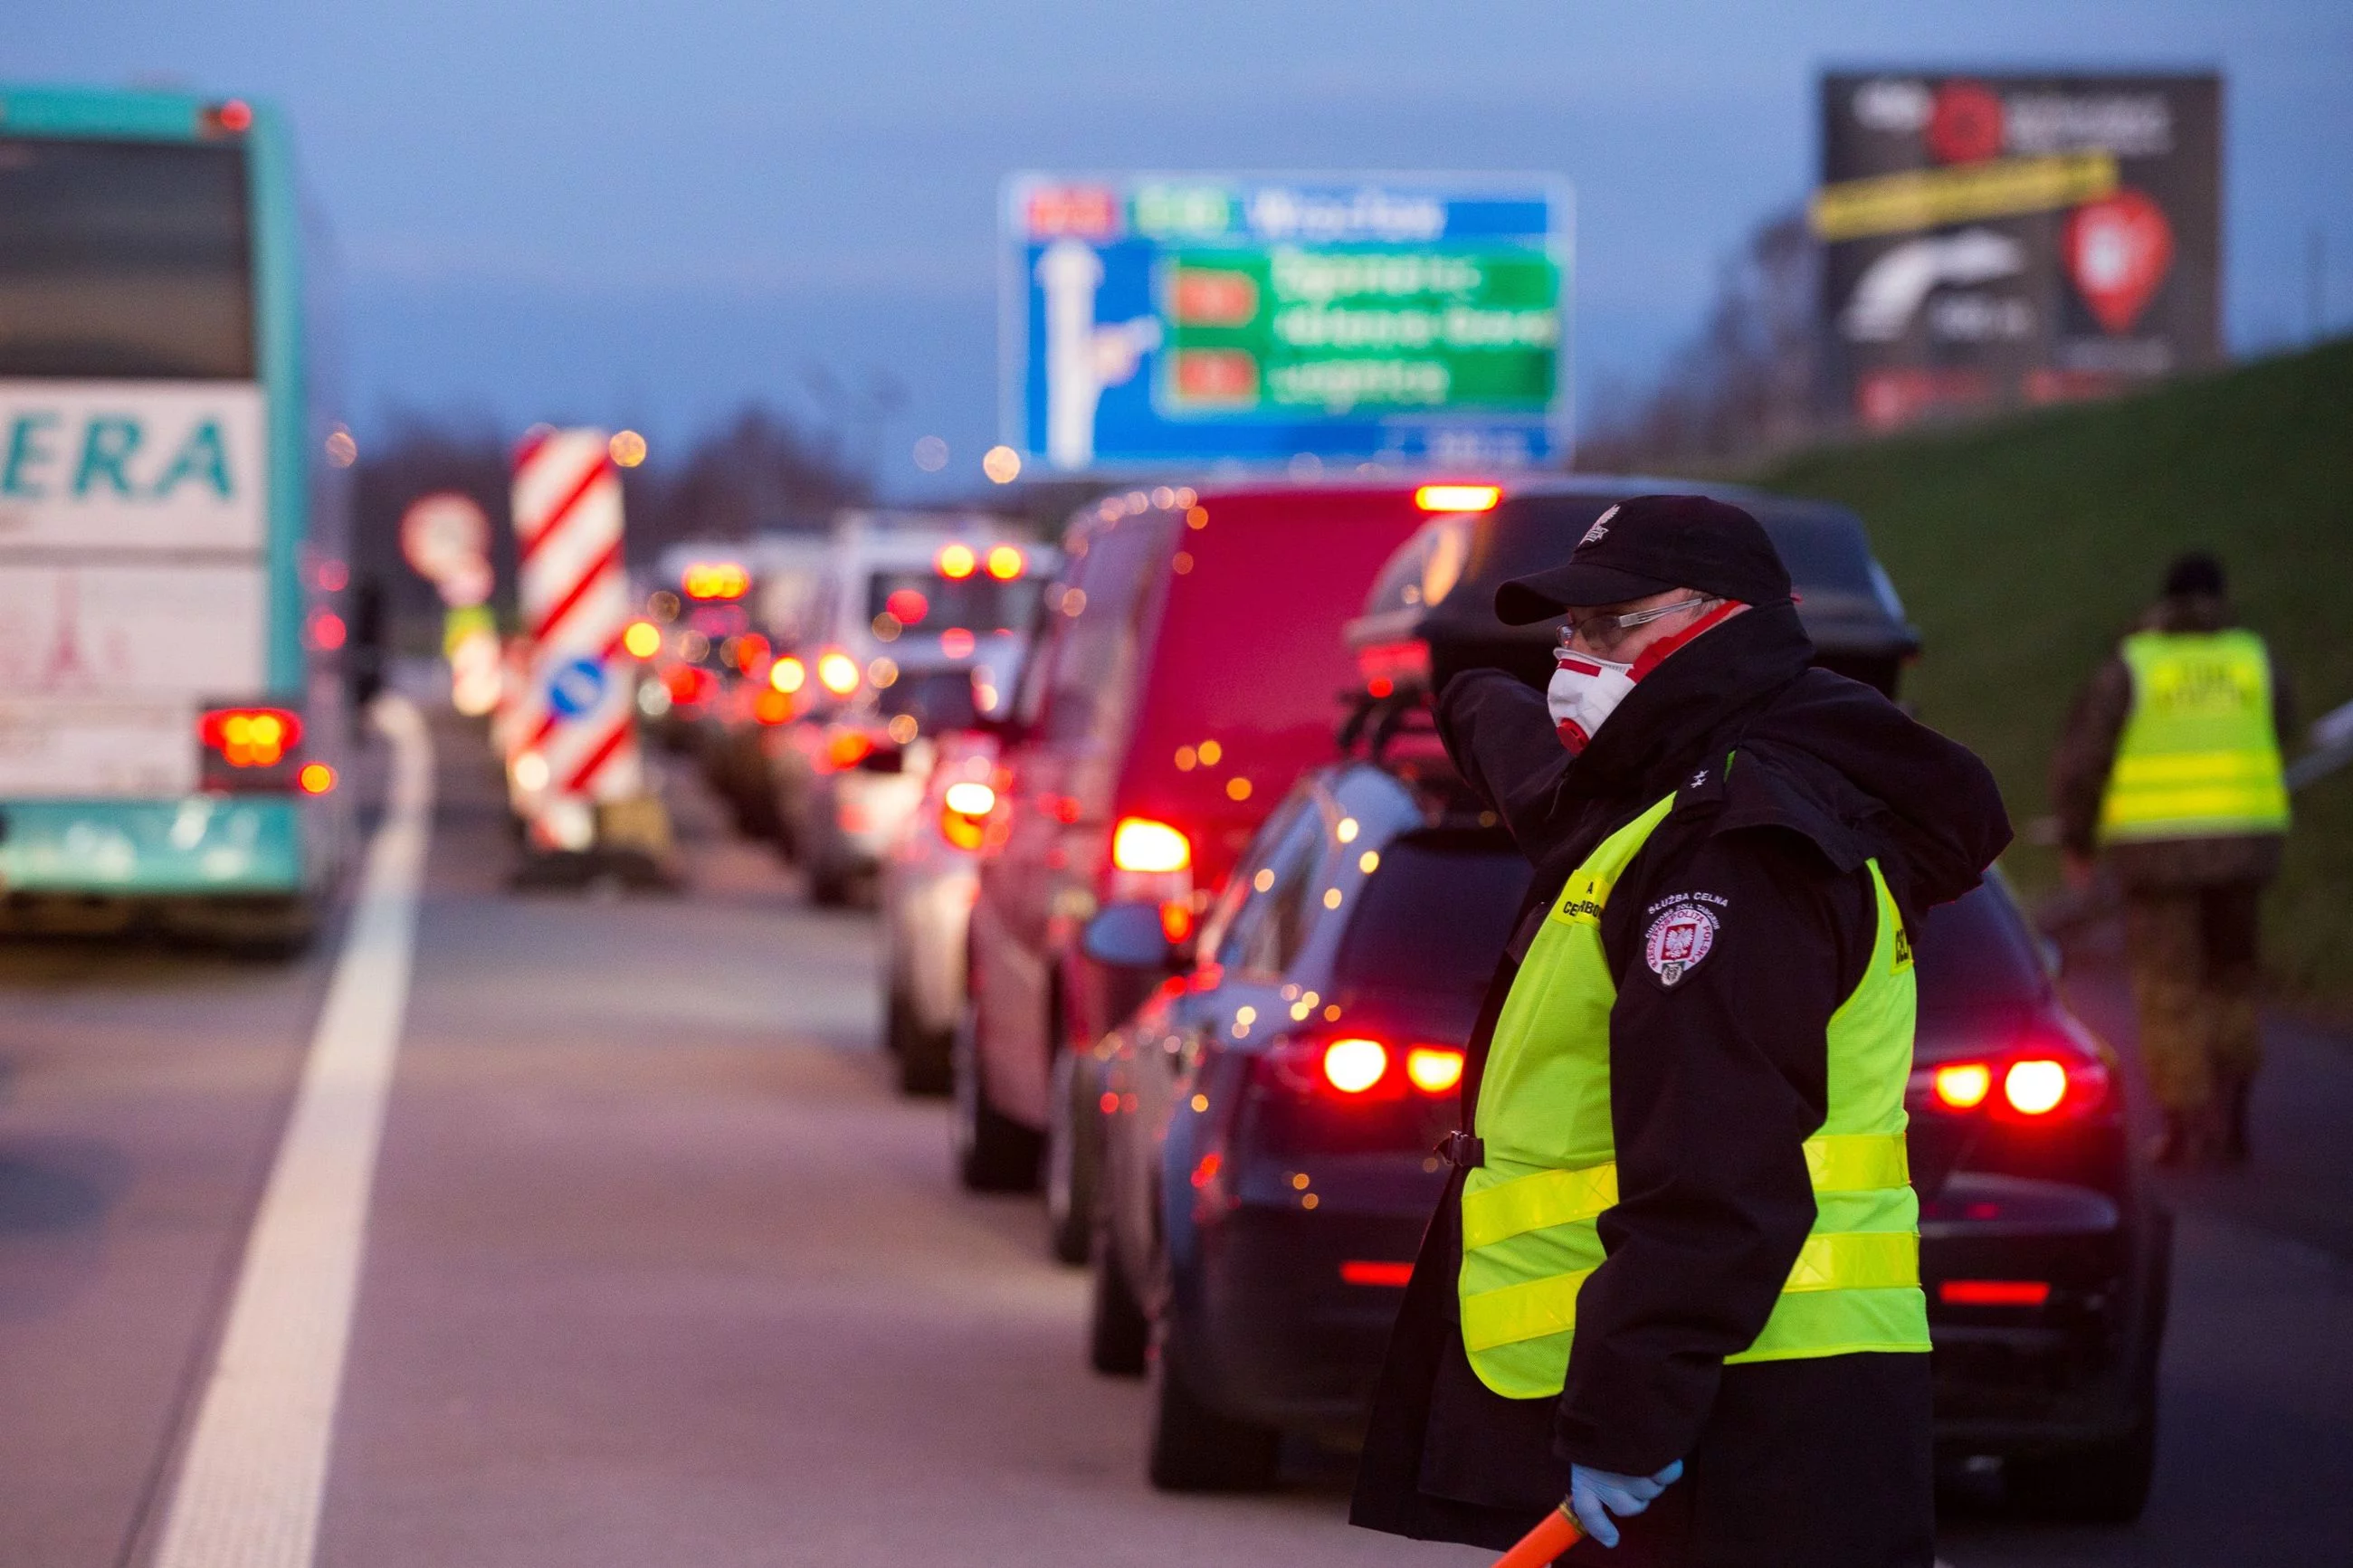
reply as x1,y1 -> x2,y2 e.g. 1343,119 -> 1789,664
1815,72 -> 2220,432
1002,174 -> 1570,471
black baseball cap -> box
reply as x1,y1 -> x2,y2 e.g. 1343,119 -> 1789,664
1493,493 -> 1794,625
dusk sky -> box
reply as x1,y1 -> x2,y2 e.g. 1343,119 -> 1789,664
10,1 -> 2351,494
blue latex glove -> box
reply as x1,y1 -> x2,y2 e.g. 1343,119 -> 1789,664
1567,1459 -> 1685,1548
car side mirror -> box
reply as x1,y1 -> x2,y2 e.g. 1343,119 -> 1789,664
1082,900 -> 1180,971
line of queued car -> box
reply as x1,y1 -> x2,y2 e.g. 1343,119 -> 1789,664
847,475 -> 2167,1521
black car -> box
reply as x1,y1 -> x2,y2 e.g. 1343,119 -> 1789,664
1083,761 -> 2168,1519
1348,477 -> 1921,699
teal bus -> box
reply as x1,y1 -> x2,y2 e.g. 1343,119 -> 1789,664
0,85 -> 349,944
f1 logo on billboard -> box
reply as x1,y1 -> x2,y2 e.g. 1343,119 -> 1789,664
1814,72 -> 2219,432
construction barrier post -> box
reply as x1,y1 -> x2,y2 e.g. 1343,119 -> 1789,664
507,428 -> 672,883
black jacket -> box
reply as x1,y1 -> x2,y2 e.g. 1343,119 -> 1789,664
1350,603 -> 2011,1563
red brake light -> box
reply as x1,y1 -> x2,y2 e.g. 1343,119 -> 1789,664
1414,483 -> 1500,512
1340,1260 -> 1415,1288
937,543 -> 977,579
815,651 -> 861,696
200,707 -> 303,767
1914,1044 -> 2109,1122
943,781 -> 996,818
1112,817 -> 1190,874
827,729 -> 874,769
1939,1279 -> 2051,1307
986,545 -> 1025,580
939,780 -> 996,851
1321,1038 -> 1389,1094
2002,1059 -> 2069,1116
1931,1062 -> 1992,1110
1405,1047 -> 1465,1095
681,561 -> 750,600
1159,900 -> 1194,944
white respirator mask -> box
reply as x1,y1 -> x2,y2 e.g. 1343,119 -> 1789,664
1548,652 -> 1638,755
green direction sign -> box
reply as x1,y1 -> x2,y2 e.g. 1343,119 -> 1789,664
1157,246 -> 1559,416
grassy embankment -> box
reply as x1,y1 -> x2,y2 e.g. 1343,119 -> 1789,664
1755,338 -> 2353,1014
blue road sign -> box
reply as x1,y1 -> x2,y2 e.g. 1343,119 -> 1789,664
1002,173 -> 1572,472
547,656 -> 608,718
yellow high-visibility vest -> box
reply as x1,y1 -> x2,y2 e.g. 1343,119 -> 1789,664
1459,784 -> 1929,1401
2097,630 -> 2290,844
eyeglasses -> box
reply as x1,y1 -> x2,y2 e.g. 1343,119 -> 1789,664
1558,596 -> 1719,655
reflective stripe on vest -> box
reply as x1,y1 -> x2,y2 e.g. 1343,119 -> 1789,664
2097,630 -> 2290,843
1458,784 -> 1929,1400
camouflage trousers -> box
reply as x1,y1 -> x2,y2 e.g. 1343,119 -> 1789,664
2121,881 -> 2264,1114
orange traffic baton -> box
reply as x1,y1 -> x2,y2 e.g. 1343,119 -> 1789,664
1491,1502 -> 1581,1567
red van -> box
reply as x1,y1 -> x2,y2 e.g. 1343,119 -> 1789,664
959,481 -> 1439,1257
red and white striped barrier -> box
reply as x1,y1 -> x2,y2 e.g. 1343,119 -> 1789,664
508,427 -> 641,851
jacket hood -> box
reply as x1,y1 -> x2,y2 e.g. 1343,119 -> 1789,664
1733,672 -> 2014,918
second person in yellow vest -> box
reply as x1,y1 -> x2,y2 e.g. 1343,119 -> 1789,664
2050,551 -> 2292,1166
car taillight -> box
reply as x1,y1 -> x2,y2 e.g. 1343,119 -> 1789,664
939,780 -> 996,851
665,665 -> 717,706
1340,1260 -> 1415,1288
770,656 -> 806,694
816,650 -> 861,696
1939,1279 -> 2052,1307
623,619 -> 662,659
1267,1035 -> 1463,1102
985,545 -> 1025,580
826,729 -> 874,769
1413,483 -> 1500,512
1111,817 -> 1189,874
1405,1046 -> 1465,1094
1910,1044 -> 2110,1122
201,707 -> 303,767
1322,1038 -> 1388,1093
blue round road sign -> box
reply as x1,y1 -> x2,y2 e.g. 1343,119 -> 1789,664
547,656 -> 608,717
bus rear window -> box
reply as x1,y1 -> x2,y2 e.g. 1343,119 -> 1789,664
0,137 -> 254,380
1334,835 -> 1531,998
868,571 -> 1041,634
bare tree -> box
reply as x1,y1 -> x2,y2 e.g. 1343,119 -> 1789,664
1578,205 -> 1822,472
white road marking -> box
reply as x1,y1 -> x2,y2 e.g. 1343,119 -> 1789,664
150,697 -> 433,1568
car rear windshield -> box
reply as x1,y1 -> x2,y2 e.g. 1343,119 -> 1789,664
0,137 -> 254,380
1913,881 -> 2050,1026
1333,832 -> 1532,997
867,571 -> 1041,634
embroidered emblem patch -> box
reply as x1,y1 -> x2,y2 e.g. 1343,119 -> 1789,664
1578,505 -> 1619,548
1643,900 -> 1720,986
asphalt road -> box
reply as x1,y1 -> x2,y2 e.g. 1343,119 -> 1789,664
1,705 -> 2346,1567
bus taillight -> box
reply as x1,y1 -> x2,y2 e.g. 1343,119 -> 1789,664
200,708 -> 303,768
